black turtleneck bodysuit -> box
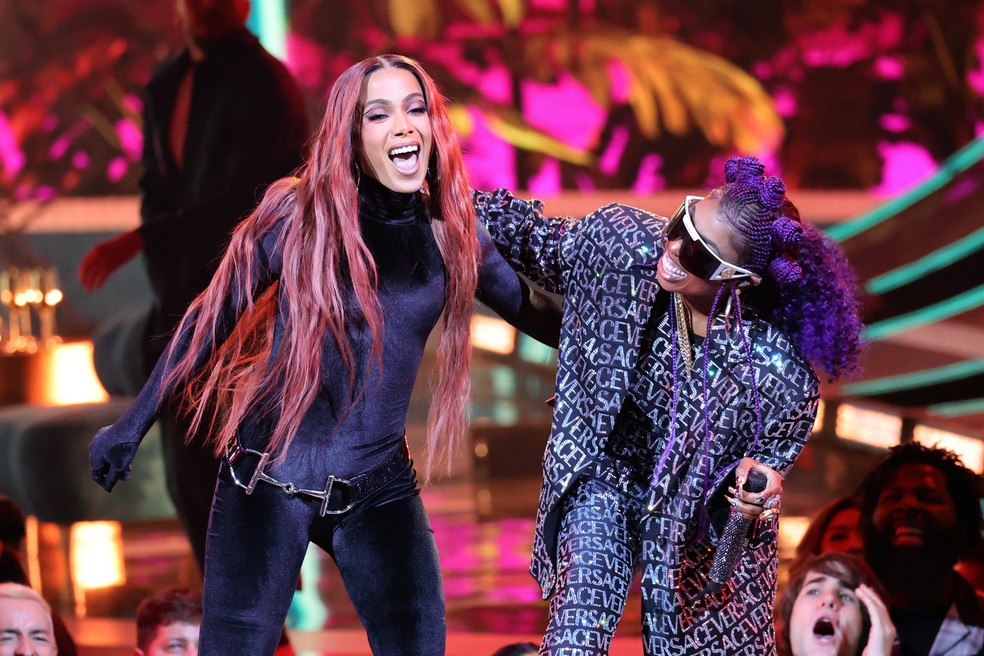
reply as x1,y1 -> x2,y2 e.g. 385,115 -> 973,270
254,176 -> 450,483
247,176 -> 557,484
104,175 -> 558,489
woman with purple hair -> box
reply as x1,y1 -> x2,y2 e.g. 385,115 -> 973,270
473,156 -> 864,654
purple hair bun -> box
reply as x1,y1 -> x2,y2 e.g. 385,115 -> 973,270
760,176 -> 786,210
772,216 -> 802,250
725,156 -> 766,184
769,255 -> 803,286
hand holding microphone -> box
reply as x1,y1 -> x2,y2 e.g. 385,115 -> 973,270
701,460 -> 781,596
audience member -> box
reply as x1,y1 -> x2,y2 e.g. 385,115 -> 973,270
0,511 -> 76,656
797,495 -> 865,558
777,552 -> 895,656
0,582 -> 57,656
858,442 -> 984,655
135,587 -> 202,656
0,548 -> 28,586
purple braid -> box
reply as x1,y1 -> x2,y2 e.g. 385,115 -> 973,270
733,290 -> 765,456
714,156 -> 864,381
694,283 -> 730,542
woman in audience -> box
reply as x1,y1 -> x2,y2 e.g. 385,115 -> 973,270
796,494 -> 864,558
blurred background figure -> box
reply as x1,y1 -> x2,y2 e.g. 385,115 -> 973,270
0,582 -> 59,656
0,496 -> 26,562
135,587 -> 202,656
796,495 -> 865,559
858,442 -> 984,656
776,552 -> 895,656
77,0 -> 308,577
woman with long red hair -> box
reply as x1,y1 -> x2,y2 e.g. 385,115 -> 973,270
88,54 -> 558,655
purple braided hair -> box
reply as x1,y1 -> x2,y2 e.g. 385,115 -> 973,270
647,156 -> 863,544
715,156 -> 864,381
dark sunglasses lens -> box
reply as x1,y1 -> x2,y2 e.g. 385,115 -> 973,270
666,207 -> 687,241
677,237 -> 719,279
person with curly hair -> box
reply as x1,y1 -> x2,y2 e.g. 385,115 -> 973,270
857,442 -> 984,655
87,54 -> 559,656
473,155 -> 865,654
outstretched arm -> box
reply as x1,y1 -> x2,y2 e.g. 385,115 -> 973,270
472,189 -> 579,296
78,229 -> 145,291
89,221 -> 285,491
474,222 -> 562,348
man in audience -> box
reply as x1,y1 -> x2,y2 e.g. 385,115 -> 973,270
135,587 -> 202,656
858,441 -> 984,655
0,582 -> 57,656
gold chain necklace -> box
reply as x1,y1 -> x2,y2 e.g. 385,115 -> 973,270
672,292 -> 694,376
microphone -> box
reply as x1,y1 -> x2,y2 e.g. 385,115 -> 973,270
701,467 -> 768,596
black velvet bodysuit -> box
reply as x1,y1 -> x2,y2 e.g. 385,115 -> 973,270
104,175 -> 558,489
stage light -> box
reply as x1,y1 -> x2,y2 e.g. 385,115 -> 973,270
69,520 -> 125,617
471,315 -> 516,355
777,515 -> 810,560
912,425 -> 984,474
834,403 -> 902,449
41,341 -> 109,405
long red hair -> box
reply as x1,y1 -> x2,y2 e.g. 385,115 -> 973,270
164,54 -> 479,477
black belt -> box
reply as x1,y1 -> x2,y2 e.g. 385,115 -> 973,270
226,437 -> 411,516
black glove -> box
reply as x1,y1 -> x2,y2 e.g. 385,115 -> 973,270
89,425 -> 141,492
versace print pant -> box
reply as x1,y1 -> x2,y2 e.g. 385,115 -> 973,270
541,477 -> 640,655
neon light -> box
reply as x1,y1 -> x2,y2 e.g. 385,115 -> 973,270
826,136 -> 984,242
844,358 -> 984,397
245,0 -> 288,61
864,283 -> 984,341
866,226 -> 984,294
928,397 -> 984,418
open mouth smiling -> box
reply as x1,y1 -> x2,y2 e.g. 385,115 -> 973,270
388,144 -> 421,174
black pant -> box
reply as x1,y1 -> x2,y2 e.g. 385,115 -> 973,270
200,460 -> 446,656
145,323 -> 218,574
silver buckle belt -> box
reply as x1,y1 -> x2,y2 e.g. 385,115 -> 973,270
225,437 -> 411,516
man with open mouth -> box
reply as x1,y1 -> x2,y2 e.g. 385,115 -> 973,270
777,552 -> 895,656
